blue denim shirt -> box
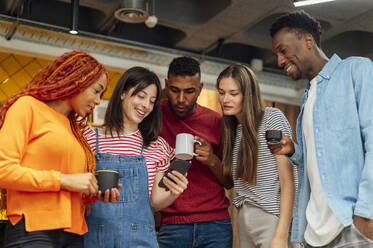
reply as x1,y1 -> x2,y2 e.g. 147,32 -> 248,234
290,54 -> 373,243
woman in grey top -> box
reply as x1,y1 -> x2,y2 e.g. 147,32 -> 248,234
216,64 -> 297,248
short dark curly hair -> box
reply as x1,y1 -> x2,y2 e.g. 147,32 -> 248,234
270,10 -> 322,47
167,56 -> 201,79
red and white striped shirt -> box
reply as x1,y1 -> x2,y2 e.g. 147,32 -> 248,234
83,126 -> 174,194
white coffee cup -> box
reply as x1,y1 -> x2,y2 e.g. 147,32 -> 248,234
175,133 -> 202,160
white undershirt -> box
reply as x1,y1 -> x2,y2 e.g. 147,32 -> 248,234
302,78 -> 344,246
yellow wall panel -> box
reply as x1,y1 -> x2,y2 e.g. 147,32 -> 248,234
0,67 -> 8,83
0,91 -> 7,102
0,52 -> 125,102
0,52 -> 10,63
14,55 -> 33,67
36,58 -> 51,68
0,78 -> 21,98
24,62 -> 42,78
1,56 -> 21,75
197,88 -> 221,114
108,71 -> 122,84
102,82 -> 115,100
103,71 -> 123,100
11,70 -> 31,90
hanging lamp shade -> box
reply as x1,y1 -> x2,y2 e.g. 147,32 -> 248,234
114,0 -> 149,23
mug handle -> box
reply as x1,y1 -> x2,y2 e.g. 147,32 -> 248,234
193,140 -> 202,157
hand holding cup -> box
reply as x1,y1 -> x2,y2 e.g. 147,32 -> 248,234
95,170 -> 121,203
175,133 -> 202,160
266,131 -> 295,156
194,136 -> 220,167
265,130 -> 282,145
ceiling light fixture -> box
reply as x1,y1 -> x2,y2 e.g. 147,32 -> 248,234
145,0 -> 157,28
69,0 -> 79,34
294,0 -> 336,7
114,0 -> 149,23
145,15 -> 158,28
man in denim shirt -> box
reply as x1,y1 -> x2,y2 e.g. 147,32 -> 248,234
269,10 -> 373,247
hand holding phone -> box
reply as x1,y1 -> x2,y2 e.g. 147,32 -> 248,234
158,159 -> 191,189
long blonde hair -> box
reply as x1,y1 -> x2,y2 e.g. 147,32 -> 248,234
217,64 -> 264,185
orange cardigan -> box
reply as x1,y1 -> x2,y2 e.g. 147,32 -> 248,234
0,96 -> 88,235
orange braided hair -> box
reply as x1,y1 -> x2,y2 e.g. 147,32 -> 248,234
0,50 -> 107,214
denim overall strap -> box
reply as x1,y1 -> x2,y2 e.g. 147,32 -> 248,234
95,127 -> 99,153
84,134 -> 158,248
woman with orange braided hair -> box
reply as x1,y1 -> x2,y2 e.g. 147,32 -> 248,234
0,50 -> 115,248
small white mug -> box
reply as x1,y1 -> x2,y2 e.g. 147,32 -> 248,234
175,133 -> 202,160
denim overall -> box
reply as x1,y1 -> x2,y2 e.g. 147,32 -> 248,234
84,129 -> 159,248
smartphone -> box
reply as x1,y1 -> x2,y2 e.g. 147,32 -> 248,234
158,158 -> 192,189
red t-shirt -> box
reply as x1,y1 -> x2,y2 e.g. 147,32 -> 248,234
160,99 -> 230,224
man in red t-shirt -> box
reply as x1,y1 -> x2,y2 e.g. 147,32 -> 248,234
157,56 -> 233,248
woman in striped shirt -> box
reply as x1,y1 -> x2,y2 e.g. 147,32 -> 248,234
216,64 -> 297,248
83,67 -> 188,248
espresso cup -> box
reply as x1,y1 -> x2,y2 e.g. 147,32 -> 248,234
95,170 -> 119,197
265,130 -> 282,145
175,133 -> 202,160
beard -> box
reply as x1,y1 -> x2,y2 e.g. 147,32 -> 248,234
170,102 -> 196,118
